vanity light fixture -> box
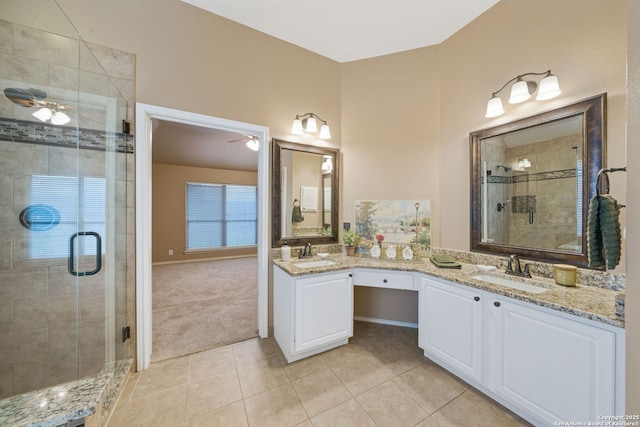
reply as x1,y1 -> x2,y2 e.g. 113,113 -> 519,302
485,70 -> 561,118
291,112 -> 331,139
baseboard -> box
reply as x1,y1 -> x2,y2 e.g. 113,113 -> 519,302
152,254 -> 257,266
353,316 -> 418,329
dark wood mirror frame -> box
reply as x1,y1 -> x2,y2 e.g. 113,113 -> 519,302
470,94 -> 606,267
272,139 -> 340,247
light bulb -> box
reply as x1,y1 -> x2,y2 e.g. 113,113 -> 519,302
32,107 -> 52,122
536,73 -> 561,100
246,139 -> 259,151
485,96 -> 505,118
319,124 -> 331,139
509,79 -> 532,104
304,117 -> 318,132
291,118 -> 304,135
51,111 -> 70,125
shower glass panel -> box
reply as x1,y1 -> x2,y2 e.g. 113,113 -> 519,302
0,0 -> 128,399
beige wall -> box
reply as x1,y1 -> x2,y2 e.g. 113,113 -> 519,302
626,0 -> 640,413
57,0 -> 343,150
437,0 -> 627,257
341,0 -> 626,322
152,163 -> 258,263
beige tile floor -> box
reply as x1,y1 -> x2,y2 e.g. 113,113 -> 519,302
106,322 -> 531,427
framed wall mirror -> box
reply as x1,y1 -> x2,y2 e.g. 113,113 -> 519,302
272,139 -> 340,247
470,94 -> 606,267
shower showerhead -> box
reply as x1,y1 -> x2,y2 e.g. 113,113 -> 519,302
496,164 -> 511,172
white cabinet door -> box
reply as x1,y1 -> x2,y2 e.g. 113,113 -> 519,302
420,277 -> 483,382
294,272 -> 353,353
487,297 -> 617,424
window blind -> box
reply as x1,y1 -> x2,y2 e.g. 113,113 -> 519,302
186,183 -> 257,250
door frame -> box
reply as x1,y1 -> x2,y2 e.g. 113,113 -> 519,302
134,102 -> 269,371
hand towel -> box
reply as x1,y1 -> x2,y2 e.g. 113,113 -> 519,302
587,194 -> 621,269
430,256 -> 462,269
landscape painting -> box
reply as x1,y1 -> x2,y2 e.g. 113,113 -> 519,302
355,199 -> 431,249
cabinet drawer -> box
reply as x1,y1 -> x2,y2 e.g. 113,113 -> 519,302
354,270 -> 415,290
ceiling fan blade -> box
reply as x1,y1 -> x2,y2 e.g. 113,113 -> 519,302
227,138 -> 250,143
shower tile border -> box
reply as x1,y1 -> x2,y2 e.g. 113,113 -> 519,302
0,117 -> 134,153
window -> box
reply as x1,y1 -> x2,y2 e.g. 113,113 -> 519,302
29,175 -> 106,259
186,183 -> 257,250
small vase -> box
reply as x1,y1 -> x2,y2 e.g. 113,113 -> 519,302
345,246 -> 356,256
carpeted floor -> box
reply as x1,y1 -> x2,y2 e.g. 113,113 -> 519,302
151,257 -> 258,363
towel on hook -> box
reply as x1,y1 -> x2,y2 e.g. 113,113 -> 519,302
587,194 -> 622,269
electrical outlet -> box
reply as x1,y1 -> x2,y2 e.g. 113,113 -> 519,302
169,249 -> 173,255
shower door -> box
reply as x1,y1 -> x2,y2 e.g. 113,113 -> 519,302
0,0 -> 129,399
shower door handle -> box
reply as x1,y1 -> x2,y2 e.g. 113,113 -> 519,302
529,210 -> 534,224
68,231 -> 102,276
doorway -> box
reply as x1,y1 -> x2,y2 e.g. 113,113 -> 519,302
135,103 -> 269,371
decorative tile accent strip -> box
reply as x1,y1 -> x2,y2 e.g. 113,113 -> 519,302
487,169 -> 576,184
0,118 -> 134,153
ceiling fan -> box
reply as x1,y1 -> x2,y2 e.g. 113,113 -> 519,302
227,134 -> 260,151
4,87 -> 73,125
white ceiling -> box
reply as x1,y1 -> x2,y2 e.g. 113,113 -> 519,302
152,119 -> 258,171
181,0 -> 500,63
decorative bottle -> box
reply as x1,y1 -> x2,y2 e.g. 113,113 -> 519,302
281,241 -> 291,261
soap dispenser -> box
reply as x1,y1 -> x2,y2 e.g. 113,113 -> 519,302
281,241 -> 291,261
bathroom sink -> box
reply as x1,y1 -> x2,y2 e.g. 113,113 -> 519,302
469,274 -> 550,294
292,259 -> 337,268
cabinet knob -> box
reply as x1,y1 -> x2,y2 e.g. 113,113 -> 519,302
474,296 -> 480,302
494,301 -> 501,307
348,273 -> 353,277
383,279 -> 388,283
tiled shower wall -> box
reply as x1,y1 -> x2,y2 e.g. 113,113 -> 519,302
0,18 -> 135,398
485,134 -> 582,251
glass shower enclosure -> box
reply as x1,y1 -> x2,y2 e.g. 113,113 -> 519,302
0,0 -> 130,400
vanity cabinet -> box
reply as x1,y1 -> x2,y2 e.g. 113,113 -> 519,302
418,276 -> 624,425
273,266 -> 353,363
419,277 -> 483,382
486,296 -> 619,424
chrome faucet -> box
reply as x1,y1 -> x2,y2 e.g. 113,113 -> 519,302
506,254 -> 532,278
299,242 -> 313,259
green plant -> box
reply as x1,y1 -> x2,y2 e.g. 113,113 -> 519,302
342,229 -> 360,247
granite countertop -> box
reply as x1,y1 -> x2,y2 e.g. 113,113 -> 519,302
0,375 -> 109,427
273,254 -> 624,329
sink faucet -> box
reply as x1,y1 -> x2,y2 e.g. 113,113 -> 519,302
299,242 -> 312,259
505,254 -> 532,278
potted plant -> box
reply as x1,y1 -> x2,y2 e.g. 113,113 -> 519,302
342,229 -> 360,256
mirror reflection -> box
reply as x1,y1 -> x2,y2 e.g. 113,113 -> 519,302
480,116 -> 583,252
470,94 -> 606,267
272,139 -> 339,247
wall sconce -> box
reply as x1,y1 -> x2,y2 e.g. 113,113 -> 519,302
485,70 -> 561,118
291,112 -> 331,139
